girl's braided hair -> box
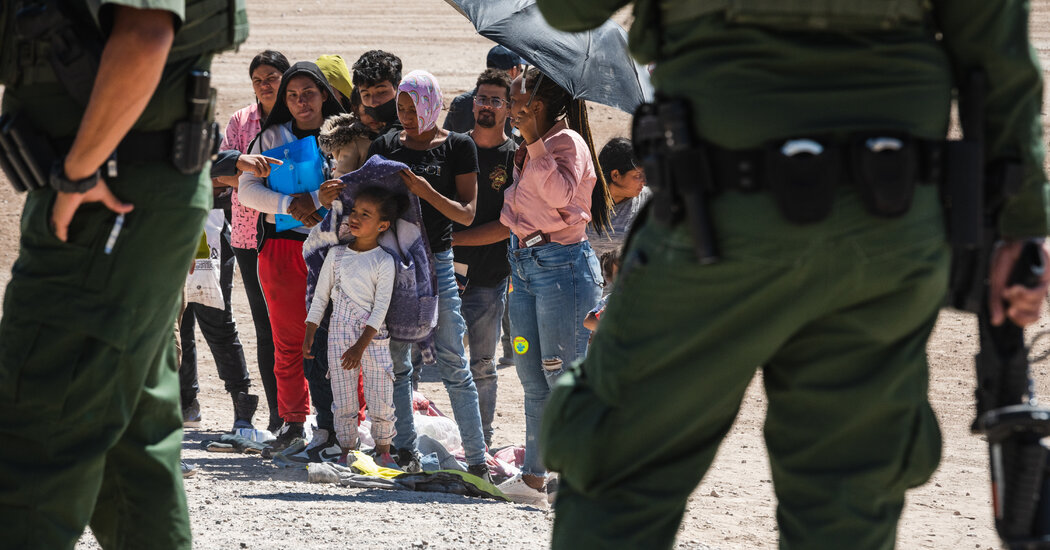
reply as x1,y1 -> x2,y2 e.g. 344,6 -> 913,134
521,68 -> 613,235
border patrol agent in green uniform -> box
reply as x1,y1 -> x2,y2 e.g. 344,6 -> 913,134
0,1 -> 245,548
535,1 -> 1050,548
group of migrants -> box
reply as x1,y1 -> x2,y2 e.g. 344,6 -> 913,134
181,45 -> 650,509
5,1 -> 1050,549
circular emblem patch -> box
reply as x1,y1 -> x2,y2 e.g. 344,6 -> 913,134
513,336 -> 529,355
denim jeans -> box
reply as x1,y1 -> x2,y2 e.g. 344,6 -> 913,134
460,277 -> 509,447
390,249 -> 487,465
179,216 -> 250,403
508,238 -> 602,476
499,293 -> 513,365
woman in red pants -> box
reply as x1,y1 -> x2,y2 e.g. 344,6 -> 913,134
238,61 -> 345,450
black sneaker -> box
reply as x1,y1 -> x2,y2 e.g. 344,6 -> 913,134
395,447 -> 423,473
262,422 -> 305,457
466,463 -> 492,484
286,428 -> 342,463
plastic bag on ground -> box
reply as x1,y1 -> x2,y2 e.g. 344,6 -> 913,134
414,413 -> 461,455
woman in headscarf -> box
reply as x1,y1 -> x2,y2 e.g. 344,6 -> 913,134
366,70 -> 491,481
217,50 -> 290,433
238,61 -> 345,451
496,67 -> 611,508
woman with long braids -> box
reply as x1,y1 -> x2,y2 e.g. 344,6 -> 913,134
497,68 -> 611,507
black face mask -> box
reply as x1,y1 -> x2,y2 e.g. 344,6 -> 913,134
364,97 -> 398,126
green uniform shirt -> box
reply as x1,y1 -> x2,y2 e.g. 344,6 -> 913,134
537,0 -> 1050,238
2,0 -> 210,137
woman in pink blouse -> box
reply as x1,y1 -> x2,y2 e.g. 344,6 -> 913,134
218,50 -> 290,432
496,68 -> 612,507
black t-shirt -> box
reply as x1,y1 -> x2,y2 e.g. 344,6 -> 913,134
453,136 -> 517,287
290,123 -> 320,140
368,131 -> 479,253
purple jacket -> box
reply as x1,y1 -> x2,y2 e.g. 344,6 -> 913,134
303,155 -> 438,357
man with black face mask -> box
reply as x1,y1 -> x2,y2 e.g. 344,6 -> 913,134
351,50 -> 403,135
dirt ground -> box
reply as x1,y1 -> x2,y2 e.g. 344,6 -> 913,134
0,0 -> 1046,548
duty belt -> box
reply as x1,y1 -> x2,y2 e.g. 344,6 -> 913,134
54,130 -> 173,166
702,134 -> 944,194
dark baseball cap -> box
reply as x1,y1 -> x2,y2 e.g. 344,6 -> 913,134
487,45 -> 524,70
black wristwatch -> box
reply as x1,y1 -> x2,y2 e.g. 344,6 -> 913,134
49,160 -> 99,194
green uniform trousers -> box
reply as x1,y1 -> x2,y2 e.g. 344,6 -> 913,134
0,161 -> 210,550
543,185 -> 948,550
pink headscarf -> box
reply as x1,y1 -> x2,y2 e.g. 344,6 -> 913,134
397,70 -> 443,133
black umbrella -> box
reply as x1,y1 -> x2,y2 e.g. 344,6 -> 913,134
444,0 -> 654,114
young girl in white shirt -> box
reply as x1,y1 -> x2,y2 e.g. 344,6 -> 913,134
303,186 -> 406,465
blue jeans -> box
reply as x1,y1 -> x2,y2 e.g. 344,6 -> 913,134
508,238 -> 602,476
500,288 -> 513,364
390,249 -> 487,465
460,277 -> 509,447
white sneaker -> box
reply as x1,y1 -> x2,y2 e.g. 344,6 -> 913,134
497,474 -> 549,509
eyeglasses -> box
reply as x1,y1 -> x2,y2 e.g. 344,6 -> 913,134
474,96 -> 507,109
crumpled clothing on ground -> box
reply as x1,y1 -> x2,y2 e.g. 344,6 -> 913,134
305,455 -> 507,501
418,434 -> 465,472
201,434 -> 269,454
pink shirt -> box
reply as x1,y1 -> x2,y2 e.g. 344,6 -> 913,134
221,103 -> 263,250
499,120 -> 596,246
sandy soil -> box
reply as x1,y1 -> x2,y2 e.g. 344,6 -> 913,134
0,0 -> 1046,548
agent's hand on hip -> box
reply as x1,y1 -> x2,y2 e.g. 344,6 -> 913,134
51,179 -> 134,242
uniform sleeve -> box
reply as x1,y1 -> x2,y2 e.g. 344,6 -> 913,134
306,251 -> 337,325
933,0 -> 1050,237
536,0 -> 629,32
365,253 -> 396,331
98,0 -> 185,28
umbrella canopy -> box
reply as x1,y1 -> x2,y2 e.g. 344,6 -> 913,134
444,0 -> 654,114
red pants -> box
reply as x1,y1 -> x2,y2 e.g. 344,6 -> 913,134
258,238 -> 310,423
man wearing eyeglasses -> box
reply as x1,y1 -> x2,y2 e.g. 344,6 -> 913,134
451,68 -> 518,448
444,45 -> 523,135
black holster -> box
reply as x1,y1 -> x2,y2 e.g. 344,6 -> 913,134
632,98 -> 719,264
